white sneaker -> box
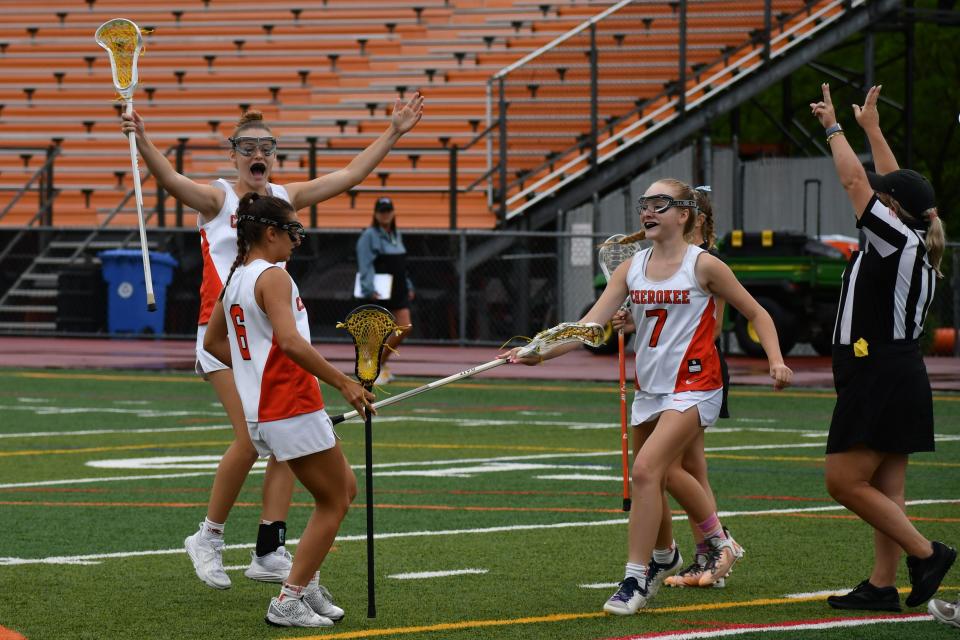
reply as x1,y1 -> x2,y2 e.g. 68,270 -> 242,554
245,546 -> 292,583
929,598 -> 960,628
645,548 -> 683,598
265,596 -> 334,628
603,577 -> 649,615
184,524 -> 230,589
303,582 -> 345,622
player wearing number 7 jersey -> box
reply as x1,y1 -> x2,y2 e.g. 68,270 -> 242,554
506,178 -> 792,615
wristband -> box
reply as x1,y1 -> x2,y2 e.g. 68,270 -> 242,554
826,131 -> 845,143
824,123 -> 842,137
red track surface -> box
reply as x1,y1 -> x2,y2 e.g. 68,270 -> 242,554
1,337 -> 959,390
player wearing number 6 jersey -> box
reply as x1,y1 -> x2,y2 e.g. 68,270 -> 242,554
506,177 -> 792,615
205,193 -> 375,628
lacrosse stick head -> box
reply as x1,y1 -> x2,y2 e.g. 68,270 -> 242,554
516,322 -> 606,358
95,18 -> 144,101
598,233 -> 641,281
337,304 -> 407,386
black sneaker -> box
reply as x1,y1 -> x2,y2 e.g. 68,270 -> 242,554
827,580 -> 901,612
906,540 -> 957,607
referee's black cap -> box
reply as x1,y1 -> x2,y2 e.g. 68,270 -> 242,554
866,169 -> 937,219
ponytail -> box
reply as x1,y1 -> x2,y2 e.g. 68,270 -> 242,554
693,186 -> 716,249
219,223 -> 249,302
925,210 -> 945,278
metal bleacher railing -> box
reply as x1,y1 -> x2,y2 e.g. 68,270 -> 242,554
483,0 -> 866,222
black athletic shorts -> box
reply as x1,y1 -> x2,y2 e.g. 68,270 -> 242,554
826,340 -> 934,454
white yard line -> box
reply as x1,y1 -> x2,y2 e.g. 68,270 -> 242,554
388,569 -> 488,580
782,589 -> 852,598
578,582 -> 620,589
0,425 -> 232,439
3,500 -> 958,567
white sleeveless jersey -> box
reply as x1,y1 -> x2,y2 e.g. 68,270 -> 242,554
627,244 -> 722,394
220,259 -> 324,423
197,178 -> 290,325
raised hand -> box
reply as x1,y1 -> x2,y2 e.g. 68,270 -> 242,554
809,82 -> 837,129
853,84 -> 881,131
390,91 -> 424,135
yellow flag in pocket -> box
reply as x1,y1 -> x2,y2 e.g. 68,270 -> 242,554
853,337 -> 869,358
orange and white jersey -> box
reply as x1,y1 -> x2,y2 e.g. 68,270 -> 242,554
627,244 -> 722,394
197,178 -> 290,325
220,258 -> 325,423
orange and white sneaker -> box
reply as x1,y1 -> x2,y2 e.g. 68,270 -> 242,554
665,554 -> 706,587
698,537 -> 740,587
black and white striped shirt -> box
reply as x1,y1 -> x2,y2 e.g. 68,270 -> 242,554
833,196 -> 935,345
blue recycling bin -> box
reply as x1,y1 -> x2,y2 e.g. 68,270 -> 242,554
99,249 -> 178,334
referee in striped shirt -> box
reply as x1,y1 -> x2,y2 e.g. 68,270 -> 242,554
811,83 -> 955,613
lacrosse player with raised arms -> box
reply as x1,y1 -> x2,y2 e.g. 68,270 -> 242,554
120,93 -> 423,589
505,177 -> 792,615
204,193 -> 374,627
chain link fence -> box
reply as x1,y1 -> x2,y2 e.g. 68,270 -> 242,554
3,229 -> 959,357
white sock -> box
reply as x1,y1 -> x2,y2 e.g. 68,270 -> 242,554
202,517 -> 225,539
625,562 -> 647,584
652,541 -> 676,565
279,582 -> 306,602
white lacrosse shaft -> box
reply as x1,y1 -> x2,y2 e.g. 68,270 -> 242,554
125,100 -> 156,311
331,357 -> 507,425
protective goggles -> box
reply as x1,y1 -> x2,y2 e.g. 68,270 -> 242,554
635,194 -> 698,215
229,136 -> 277,157
237,214 -> 305,242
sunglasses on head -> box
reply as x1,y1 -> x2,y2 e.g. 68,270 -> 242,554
238,214 -> 305,242
229,136 -> 277,157
636,194 -> 698,215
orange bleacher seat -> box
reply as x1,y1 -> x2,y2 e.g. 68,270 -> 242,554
0,0 -> 834,229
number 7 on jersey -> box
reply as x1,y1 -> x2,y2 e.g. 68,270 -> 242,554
645,309 -> 668,348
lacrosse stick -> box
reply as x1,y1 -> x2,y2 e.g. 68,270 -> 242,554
336,304 -> 407,619
598,234 -> 642,512
329,321 -> 607,425
95,19 -> 155,311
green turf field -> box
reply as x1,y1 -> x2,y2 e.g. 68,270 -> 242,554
0,368 -> 957,640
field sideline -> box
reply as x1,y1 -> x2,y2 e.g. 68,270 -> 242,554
0,368 -> 957,640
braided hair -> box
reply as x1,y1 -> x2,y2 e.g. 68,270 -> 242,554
218,192 -> 296,301
693,185 -> 716,249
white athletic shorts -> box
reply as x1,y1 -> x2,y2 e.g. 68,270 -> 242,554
194,323 -> 229,378
631,388 -> 723,428
248,410 -> 337,462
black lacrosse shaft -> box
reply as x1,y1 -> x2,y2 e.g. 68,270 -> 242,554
365,406 -> 376,618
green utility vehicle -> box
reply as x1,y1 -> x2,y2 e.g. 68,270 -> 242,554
583,231 -> 853,357
719,230 -> 850,357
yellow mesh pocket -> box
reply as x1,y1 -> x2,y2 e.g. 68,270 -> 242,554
95,19 -> 144,94
337,305 -> 407,384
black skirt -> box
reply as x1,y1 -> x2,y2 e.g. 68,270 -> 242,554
826,340 -> 934,454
